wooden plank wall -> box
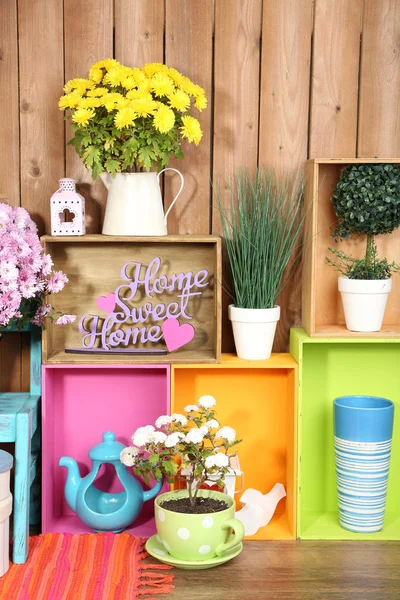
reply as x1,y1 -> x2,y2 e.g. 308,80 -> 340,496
1,0 -> 400,390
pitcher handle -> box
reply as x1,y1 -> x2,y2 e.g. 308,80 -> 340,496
157,168 -> 184,226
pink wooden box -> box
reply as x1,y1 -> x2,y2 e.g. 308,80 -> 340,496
42,364 -> 170,537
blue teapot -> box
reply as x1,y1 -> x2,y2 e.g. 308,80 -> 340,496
59,431 -> 163,532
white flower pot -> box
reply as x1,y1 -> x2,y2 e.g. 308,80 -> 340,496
228,305 -> 280,360
338,276 -> 392,332
101,169 -> 184,236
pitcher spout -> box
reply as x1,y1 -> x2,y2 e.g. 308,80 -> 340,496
59,457 -> 82,512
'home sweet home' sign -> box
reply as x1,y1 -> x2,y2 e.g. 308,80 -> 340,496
41,235 -> 221,364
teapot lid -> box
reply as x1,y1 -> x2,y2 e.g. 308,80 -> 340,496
89,432 -> 126,462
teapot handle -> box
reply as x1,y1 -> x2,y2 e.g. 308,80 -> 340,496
157,168 -> 184,227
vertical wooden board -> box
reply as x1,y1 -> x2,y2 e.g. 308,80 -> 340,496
212,0 -> 262,235
115,0 -> 164,66
358,0 -> 400,157
212,0 -> 262,352
0,333 -> 21,392
0,0 -> 19,204
164,0 -> 213,234
18,0 -> 64,234
64,0 -> 113,233
309,0 -> 362,158
258,0 -> 313,352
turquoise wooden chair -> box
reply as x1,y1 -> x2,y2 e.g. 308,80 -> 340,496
0,323 -> 41,563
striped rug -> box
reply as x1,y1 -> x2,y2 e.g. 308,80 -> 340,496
0,533 -> 174,600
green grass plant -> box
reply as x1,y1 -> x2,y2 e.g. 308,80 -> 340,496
216,168 -> 305,309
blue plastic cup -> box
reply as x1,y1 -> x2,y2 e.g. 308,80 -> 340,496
334,395 -> 394,533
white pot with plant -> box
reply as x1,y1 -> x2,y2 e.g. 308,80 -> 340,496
327,164 -> 400,332
58,59 -> 207,236
120,395 -> 245,568
217,169 -> 305,360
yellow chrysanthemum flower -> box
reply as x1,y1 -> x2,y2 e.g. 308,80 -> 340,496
130,97 -> 158,117
153,105 -> 175,133
180,115 -> 203,145
151,73 -> 175,98
87,87 -> 109,97
100,92 -> 124,109
89,66 -> 103,84
191,84 -> 206,98
64,78 -> 94,93
92,58 -> 120,72
115,97 -> 131,109
72,108 -> 95,127
114,107 -> 136,129
142,63 -> 169,78
179,77 -> 200,98
126,89 -> 152,101
169,90 -> 191,112
137,79 -> 152,93
103,65 -> 133,87
121,77 -> 136,90
78,97 -> 101,109
168,67 -> 185,87
58,91 -> 82,110
194,94 -> 207,111
131,68 -> 147,86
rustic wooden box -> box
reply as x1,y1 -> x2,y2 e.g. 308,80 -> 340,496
41,235 -> 221,363
302,158 -> 400,337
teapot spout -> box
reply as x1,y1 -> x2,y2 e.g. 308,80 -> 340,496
100,171 -> 112,190
59,456 -> 82,512
143,477 -> 164,503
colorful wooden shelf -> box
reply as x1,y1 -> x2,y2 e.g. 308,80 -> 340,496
41,364 -> 170,537
291,329 -> 400,540
302,158 -> 400,338
171,354 -> 298,540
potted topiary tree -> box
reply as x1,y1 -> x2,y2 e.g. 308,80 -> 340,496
216,168 -> 305,360
327,163 -> 400,332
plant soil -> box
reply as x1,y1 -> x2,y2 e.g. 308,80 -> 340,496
160,497 -> 228,514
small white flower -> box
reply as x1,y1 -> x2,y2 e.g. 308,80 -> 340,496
165,432 -> 185,448
149,431 -> 167,445
205,452 -> 229,469
132,425 -> 155,447
171,413 -> 188,426
204,419 -> 219,430
120,446 -> 139,467
155,415 -> 173,428
197,395 -> 216,409
216,426 -> 236,443
186,428 -> 204,444
199,426 -> 208,436
184,404 -> 199,413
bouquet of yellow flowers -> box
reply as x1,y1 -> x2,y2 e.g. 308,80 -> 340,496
58,59 -> 207,178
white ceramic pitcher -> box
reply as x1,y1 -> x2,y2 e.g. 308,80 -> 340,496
101,168 -> 184,236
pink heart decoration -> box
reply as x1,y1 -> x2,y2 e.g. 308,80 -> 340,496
96,293 -> 116,313
162,318 -> 195,352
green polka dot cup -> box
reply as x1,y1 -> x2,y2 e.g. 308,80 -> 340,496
154,489 -> 245,562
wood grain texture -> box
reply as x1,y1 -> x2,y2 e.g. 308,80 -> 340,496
358,0 -> 400,157
64,0 -> 113,233
0,0 -> 19,204
259,0 -> 313,352
18,0 -> 64,235
115,0 -> 164,65
164,0 -> 213,234
162,541 -> 400,599
309,0 -> 363,158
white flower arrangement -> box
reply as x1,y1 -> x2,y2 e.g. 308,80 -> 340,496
120,395 -> 241,507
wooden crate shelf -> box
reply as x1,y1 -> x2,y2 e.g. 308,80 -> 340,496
291,329 -> 400,540
302,158 -> 400,337
41,235 -> 221,364
42,364 -> 171,537
171,354 -> 298,541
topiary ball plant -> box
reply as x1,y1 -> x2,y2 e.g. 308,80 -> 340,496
327,163 -> 400,279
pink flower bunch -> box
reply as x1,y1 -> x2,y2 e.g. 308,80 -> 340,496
0,203 -> 75,328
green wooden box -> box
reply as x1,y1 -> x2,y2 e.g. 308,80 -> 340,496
290,328 -> 400,540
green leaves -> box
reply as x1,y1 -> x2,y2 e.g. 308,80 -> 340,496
138,146 -> 157,172
327,241 -> 400,280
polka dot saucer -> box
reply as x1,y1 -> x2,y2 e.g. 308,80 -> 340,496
145,535 -> 243,570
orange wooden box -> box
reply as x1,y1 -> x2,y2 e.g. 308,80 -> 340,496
171,354 -> 298,540
41,235 -> 221,364
302,158 -> 400,337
